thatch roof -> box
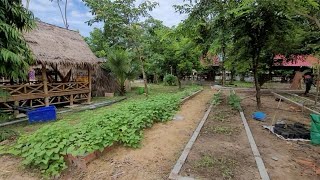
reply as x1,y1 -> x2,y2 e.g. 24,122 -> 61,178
24,21 -> 98,68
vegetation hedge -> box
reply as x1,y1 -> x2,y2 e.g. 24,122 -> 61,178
163,74 -> 178,86
6,86 -> 201,176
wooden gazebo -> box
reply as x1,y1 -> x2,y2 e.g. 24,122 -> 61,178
0,21 -> 98,114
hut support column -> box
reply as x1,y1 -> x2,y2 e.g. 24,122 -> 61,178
14,101 -> 19,117
42,64 -> 50,107
87,67 -> 92,103
70,95 -> 74,106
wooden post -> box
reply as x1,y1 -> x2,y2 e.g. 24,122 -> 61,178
42,64 -> 50,107
87,67 -> 92,103
14,101 -> 19,117
70,94 -> 74,106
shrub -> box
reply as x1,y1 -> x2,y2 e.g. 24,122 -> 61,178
163,74 -> 178,86
228,92 -> 241,110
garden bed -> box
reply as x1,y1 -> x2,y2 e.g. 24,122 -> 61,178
179,94 -> 259,179
0,86 -> 204,178
240,92 -> 320,179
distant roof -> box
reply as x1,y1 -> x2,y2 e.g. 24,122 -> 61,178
23,21 -> 98,68
274,55 -> 319,67
200,54 -> 220,67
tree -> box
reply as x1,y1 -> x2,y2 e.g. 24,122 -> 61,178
83,0 -> 158,96
85,28 -> 107,57
175,0 -> 236,86
49,0 -> 69,29
229,0 -> 297,109
177,0 -> 302,109
0,0 -> 35,79
160,26 -> 201,89
287,0 -> 320,30
103,49 -> 137,96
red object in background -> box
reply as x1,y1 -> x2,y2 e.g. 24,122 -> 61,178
274,55 -> 319,67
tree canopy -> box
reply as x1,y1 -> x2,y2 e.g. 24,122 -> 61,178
0,0 -> 35,79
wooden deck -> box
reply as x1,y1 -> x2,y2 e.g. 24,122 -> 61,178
0,82 -> 90,111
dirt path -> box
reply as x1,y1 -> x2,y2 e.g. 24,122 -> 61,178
240,93 -> 320,180
62,88 -> 213,180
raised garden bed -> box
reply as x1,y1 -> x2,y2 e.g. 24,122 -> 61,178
179,94 -> 259,179
2,87 -> 203,177
240,92 -> 320,179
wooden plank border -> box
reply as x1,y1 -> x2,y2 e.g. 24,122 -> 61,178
272,92 -> 320,115
239,111 -> 270,180
169,103 -> 213,180
180,89 -> 203,104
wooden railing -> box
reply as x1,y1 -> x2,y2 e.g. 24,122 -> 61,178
0,84 -> 44,95
0,82 -> 90,102
48,82 -> 89,93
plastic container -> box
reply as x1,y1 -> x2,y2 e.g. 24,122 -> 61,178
28,106 -> 57,123
310,114 -> 320,145
252,112 -> 266,121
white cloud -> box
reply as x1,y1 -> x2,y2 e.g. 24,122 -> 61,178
24,0 -> 187,37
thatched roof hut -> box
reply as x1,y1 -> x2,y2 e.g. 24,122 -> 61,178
24,21 -> 98,68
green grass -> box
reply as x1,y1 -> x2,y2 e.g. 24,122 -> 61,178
226,81 -> 254,88
195,155 -> 237,179
212,113 -> 231,122
211,126 -> 234,135
196,155 -> 215,168
0,84 -> 199,136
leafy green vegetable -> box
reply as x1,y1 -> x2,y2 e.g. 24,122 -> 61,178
212,92 -> 222,106
6,86 -> 201,176
228,92 -> 241,111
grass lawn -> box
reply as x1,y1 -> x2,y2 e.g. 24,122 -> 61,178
0,83 -> 197,136
226,81 -> 254,88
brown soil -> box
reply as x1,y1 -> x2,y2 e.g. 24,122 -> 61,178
240,93 -> 320,180
180,95 -> 259,180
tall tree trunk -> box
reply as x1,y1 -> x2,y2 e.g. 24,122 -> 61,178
253,57 -> 261,109
154,74 -> 158,84
140,57 -> 148,97
221,46 -> 226,86
230,70 -> 235,84
26,0 -> 31,10
119,79 -> 125,96
57,0 -> 67,28
178,77 -> 182,89
64,0 -> 68,29
240,73 -> 245,82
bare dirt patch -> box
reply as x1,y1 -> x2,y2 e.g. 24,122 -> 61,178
180,96 -> 259,180
240,93 -> 320,180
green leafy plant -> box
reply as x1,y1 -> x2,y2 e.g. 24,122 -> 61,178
196,155 -> 215,168
212,126 -> 233,136
6,86 -> 201,176
212,92 -> 222,106
228,93 -> 241,111
195,155 -> 237,179
163,74 -> 178,86
0,129 -> 18,142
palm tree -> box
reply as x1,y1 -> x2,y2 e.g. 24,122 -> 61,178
104,49 -> 137,96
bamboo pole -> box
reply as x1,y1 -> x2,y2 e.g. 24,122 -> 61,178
42,64 -> 49,107
315,63 -> 320,105
14,101 -> 19,117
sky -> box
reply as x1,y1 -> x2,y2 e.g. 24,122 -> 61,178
22,0 -> 188,37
